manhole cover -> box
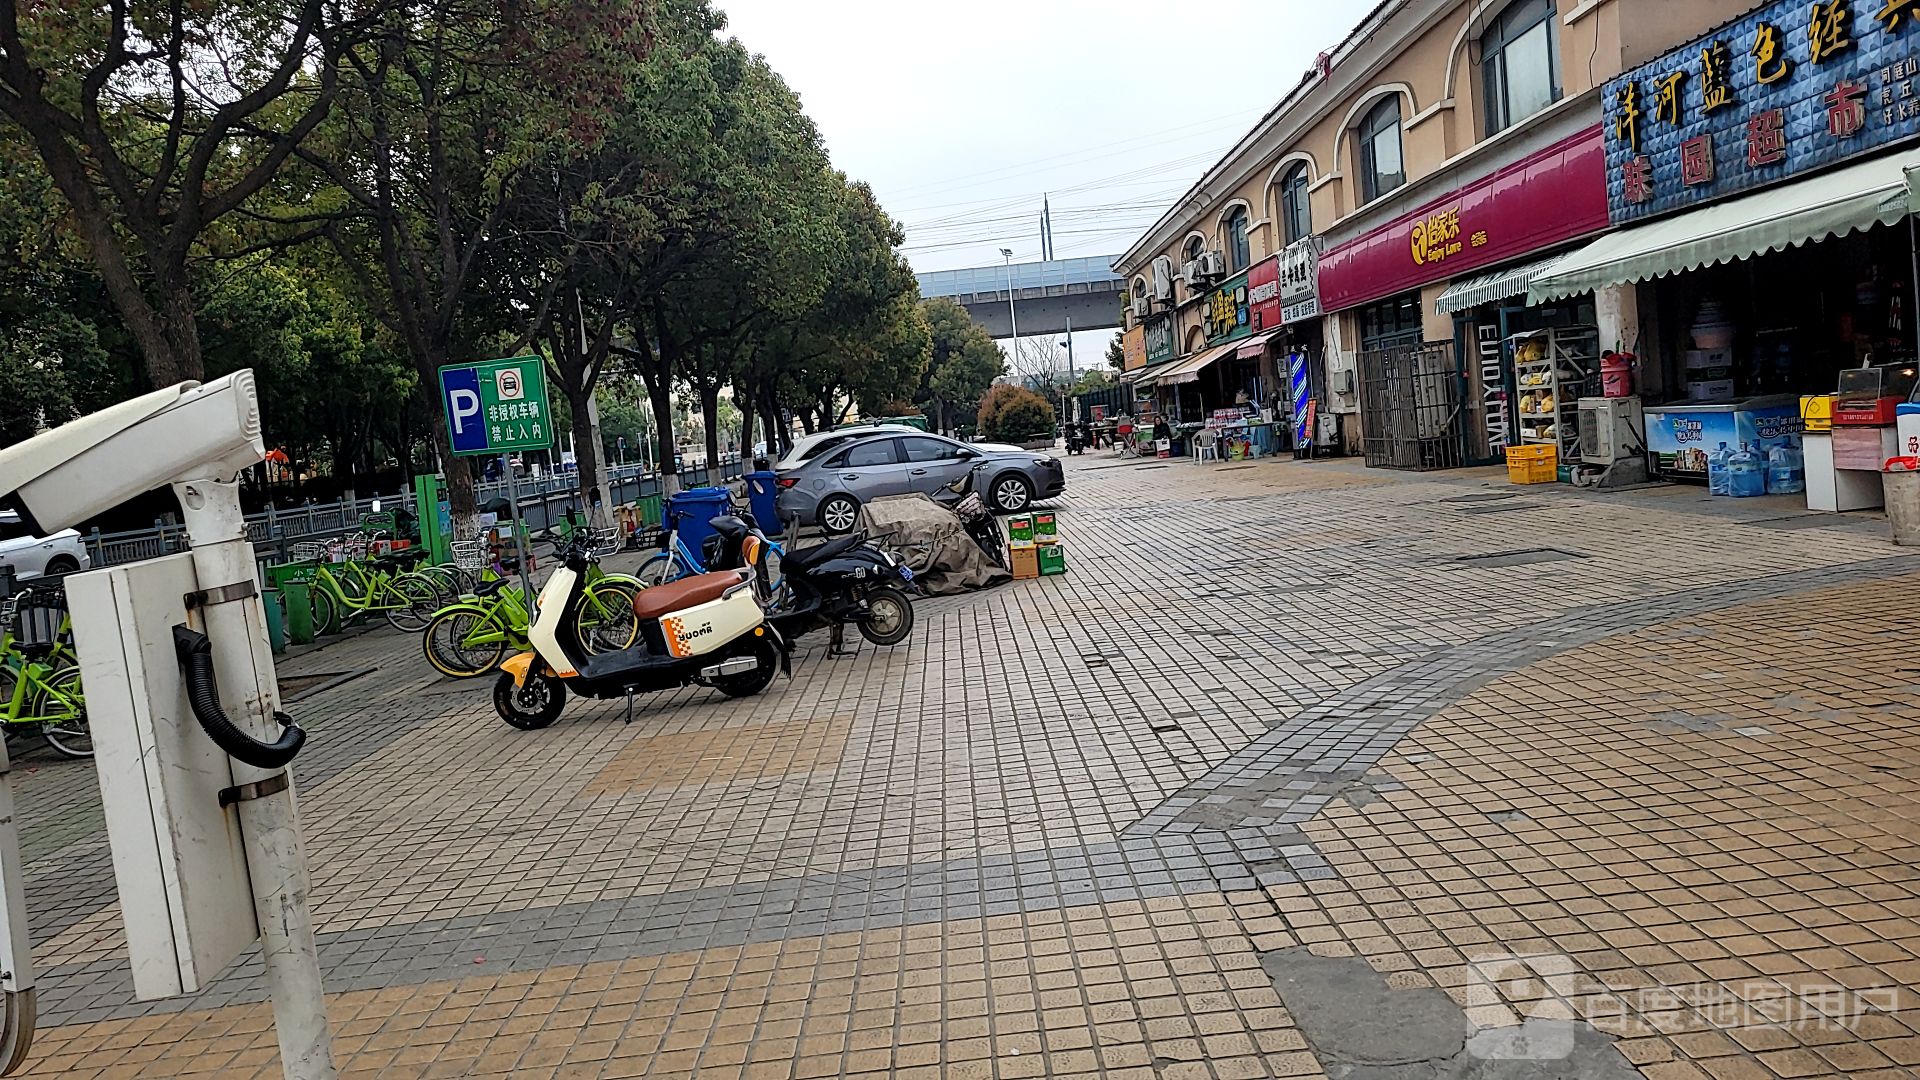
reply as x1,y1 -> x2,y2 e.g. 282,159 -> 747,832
1453,547 -> 1585,567
1441,492 -> 1520,504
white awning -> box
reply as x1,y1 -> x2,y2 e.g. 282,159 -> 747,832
1530,151 -> 1919,303
1156,342 -> 1239,386
1433,252 -> 1572,313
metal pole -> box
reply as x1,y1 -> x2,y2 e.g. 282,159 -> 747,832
1065,316 -> 1075,385
1002,250 -> 1019,375
1909,214 -> 1918,359
501,455 -> 534,606
173,478 -> 336,1080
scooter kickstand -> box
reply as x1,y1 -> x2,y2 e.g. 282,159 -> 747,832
624,692 -> 635,725
827,621 -> 858,658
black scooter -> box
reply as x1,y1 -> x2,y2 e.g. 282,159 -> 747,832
1065,424 -> 1084,455
705,514 -> 916,652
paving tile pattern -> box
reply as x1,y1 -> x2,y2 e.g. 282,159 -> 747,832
11,455 -> 1920,1078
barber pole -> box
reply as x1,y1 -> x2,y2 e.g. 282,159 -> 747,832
1289,352 -> 1312,446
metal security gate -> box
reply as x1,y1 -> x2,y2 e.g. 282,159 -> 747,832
1359,340 -> 1467,471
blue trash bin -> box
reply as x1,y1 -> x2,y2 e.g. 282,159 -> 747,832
745,471 -> 783,536
665,486 -> 733,566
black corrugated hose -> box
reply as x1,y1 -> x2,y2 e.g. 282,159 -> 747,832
172,625 -> 305,769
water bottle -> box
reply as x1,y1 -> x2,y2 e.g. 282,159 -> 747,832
1728,443 -> 1766,497
1767,438 -> 1805,495
1707,441 -> 1733,495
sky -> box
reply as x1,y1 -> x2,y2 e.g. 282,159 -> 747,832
713,0 -> 1365,361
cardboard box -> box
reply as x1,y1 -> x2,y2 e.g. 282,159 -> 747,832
1037,544 -> 1066,576
1009,545 -> 1040,579
1033,511 -> 1057,541
1007,514 -> 1035,543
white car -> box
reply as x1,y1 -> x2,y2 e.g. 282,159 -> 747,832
0,509 -> 89,580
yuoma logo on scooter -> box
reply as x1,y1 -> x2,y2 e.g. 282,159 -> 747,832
662,615 -> 716,656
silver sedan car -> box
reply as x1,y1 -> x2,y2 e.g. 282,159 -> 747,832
775,432 -> 1066,534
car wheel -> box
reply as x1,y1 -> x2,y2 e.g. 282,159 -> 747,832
990,473 -> 1034,513
43,556 -> 79,576
817,495 -> 860,536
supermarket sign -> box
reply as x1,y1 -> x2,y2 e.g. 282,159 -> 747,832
1604,0 -> 1920,223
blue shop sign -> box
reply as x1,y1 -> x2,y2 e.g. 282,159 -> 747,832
1603,0 -> 1920,224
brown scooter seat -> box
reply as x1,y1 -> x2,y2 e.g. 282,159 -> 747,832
632,571 -> 739,621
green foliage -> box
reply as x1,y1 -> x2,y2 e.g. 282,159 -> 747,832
919,297 -> 1005,429
1105,334 -> 1127,370
978,385 -> 1054,444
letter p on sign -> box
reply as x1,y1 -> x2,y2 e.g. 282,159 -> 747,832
440,366 -> 487,454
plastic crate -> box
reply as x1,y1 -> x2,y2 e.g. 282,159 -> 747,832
1505,444 -> 1558,485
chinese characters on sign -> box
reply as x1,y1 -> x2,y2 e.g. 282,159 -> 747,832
1409,207 -> 1464,266
1144,316 -> 1175,364
1605,0 -> 1920,223
1202,272 -> 1251,345
1747,107 -> 1788,164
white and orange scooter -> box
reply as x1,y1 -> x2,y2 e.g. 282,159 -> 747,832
495,540 -> 789,729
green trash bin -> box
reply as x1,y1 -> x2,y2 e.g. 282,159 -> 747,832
282,581 -> 314,645
262,588 -> 287,655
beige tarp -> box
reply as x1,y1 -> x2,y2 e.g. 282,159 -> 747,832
855,494 -> 1008,595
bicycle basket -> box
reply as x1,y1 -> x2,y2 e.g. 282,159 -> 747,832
10,586 -> 68,650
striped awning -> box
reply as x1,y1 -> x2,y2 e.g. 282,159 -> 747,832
1531,151 -> 1917,303
1155,342 -> 1239,386
1432,252 -> 1572,314
1235,328 -> 1282,359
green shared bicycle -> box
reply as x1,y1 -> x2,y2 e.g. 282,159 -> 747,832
421,537 -> 640,678
0,589 -> 89,758
306,552 -> 444,635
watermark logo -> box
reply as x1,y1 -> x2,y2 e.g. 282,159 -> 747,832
1463,950 -> 1901,1060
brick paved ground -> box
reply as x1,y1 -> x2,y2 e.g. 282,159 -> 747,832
12,451 -> 1920,1078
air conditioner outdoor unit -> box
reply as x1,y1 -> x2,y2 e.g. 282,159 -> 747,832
1181,260 -> 1203,287
1151,256 -> 1175,300
1130,295 -> 1149,318
1197,251 -> 1227,278
1575,395 -> 1649,489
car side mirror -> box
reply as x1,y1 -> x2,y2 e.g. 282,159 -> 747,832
956,449 -> 978,460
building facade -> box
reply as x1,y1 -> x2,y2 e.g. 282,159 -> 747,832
1114,0 -> 1756,465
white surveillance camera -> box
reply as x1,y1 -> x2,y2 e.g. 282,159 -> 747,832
0,370 -> 264,534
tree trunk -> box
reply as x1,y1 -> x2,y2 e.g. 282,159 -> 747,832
643,374 -> 679,498
699,381 -> 722,486
565,386 -> 607,527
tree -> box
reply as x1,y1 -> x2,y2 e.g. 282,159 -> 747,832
918,297 -> 1003,434
0,1 -> 372,387
978,385 -> 1054,444
1105,333 -> 1126,370
291,0 -> 659,530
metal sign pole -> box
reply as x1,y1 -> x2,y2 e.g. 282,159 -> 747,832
502,455 -> 534,606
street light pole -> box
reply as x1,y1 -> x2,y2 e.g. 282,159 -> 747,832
1000,248 -> 1019,375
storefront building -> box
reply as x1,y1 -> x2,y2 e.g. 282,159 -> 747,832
1530,0 -> 1920,504
1112,0 -> 1755,464
1319,122 -> 1610,467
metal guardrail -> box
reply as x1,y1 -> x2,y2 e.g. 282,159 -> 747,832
80,458 -> 751,569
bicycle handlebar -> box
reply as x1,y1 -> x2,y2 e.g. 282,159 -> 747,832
172,626 -> 306,770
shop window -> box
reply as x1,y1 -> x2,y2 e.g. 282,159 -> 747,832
1358,97 -> 1405,203
1280,164 -> 1311,245
1359,292 -> 1423,350
1481,0 -> 1560,136
1225,208 -> 1250,272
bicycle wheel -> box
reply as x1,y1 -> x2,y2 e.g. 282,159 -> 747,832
310,586 -> 341,636
423,608 -> 507,678
574,580 -> 639,654
636,553 -> 679,587
38,664 -> 90,758
384,576 -> 439,632
410,567 -> 460,606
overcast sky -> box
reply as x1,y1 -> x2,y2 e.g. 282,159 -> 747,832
713,0 -> 1364,359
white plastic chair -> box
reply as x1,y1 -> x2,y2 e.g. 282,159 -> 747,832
1192,428 -> 1220,464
